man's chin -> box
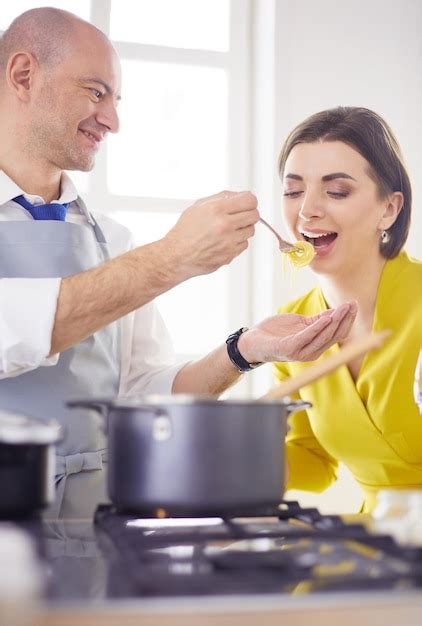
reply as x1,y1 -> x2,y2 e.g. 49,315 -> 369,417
65,158 -> 95,173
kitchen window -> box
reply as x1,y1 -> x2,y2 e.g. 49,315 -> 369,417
1,0 -> 253,393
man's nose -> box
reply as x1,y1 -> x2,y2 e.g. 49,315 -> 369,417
298,191 -> 325,220
96,101 -> 120,134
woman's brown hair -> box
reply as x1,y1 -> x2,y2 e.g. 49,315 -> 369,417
278,107 -> 411,258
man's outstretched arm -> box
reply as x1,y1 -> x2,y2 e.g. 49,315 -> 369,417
172,302 -> 357,395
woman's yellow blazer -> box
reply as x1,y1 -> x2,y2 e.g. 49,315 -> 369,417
274,251 -> 422,512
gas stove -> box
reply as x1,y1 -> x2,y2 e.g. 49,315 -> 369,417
91,501 -> 422,598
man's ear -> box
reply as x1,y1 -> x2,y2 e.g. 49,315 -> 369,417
6,51 -> 37,102
378,191 -> 403,232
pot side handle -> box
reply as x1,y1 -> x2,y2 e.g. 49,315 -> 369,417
129,406 -> 173,442
284,399 -> 312,415
66,400 -> 173,442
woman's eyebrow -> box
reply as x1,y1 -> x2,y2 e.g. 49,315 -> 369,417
285,172 -> 356,182
285,173 -> 303,181
322,172 -> 357,182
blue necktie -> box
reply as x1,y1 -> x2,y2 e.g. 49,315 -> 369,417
13,194 -> 69,221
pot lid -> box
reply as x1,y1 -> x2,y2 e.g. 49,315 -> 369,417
68,394 -> 309,408
0,411 -> 62,444
111,394 -> 296,406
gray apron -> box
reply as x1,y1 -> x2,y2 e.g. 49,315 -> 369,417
0,199 -> 120,518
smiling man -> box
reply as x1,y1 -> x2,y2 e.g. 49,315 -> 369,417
0,8 -> 357,518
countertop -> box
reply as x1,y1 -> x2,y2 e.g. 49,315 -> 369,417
6,515 -> 422,626
41,594 -> 422,626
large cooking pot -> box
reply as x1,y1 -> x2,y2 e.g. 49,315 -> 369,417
0,411 -> 62,517
68,396 -> 310,515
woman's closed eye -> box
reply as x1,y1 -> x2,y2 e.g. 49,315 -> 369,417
283,187 -> 351,199
283,190 -> 303,198
327,191 -> 349,198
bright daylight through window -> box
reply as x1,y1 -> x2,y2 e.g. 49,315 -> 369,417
0,0 -> 250,364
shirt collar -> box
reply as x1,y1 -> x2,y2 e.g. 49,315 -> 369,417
58,173 -> 79,205
0,170 -> 79,206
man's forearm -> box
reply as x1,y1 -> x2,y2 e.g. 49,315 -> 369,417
50,238 -> 182,355
172,344 -> 242,396
50,191 -> 260,356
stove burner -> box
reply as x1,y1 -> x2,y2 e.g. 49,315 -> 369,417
93,501 -> 422,598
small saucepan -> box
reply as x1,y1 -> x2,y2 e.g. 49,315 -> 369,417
0,411 -> 62,517
67,395 -> 310,515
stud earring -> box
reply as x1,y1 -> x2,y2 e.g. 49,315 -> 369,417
381,229 -> 390,243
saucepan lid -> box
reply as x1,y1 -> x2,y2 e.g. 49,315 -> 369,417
0,410 -> 62,445
67,395 -> 311,417
68,394 -> 307,408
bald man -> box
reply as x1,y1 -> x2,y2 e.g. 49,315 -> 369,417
0,8 -> 356,518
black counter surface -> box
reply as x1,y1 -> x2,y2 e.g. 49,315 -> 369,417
8,501 -> 422,604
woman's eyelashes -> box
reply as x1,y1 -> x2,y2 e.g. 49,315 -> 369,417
327,191 -> 349,198
283,190 -> 302,198
283,189 -> 351,199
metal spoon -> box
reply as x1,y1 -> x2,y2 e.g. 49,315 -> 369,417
259,217 -> 298,252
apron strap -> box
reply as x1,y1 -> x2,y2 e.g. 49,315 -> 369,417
74,196 -> 108,246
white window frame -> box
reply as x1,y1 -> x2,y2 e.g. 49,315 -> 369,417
86,0 -> 255,396
1,0 -> 259,396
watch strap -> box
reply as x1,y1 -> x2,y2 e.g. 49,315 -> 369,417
225,327 -> 263,373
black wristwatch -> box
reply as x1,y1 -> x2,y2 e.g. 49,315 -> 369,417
225,327 -> 263,373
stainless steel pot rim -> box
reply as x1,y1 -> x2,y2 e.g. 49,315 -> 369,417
0,410 -> 62,444
71,394 -> 310,408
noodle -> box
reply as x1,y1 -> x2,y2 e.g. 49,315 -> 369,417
284,240 -> 315,268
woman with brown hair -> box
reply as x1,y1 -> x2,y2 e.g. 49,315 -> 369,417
274,106 -> 422,512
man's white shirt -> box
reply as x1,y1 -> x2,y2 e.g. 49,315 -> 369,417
0,170 -> 183,394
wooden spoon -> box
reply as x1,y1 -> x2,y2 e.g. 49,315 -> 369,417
261,329 -> 391,400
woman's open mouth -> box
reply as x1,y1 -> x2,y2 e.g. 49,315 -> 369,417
300,230 -> 338,256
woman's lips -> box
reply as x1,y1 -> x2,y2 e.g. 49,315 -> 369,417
312,235 -> 337,257
300,232 -> 338,257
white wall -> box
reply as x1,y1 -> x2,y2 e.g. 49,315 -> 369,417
274,0 -> 422,255
250,0 -> 422,511
251,0 -> 422,385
